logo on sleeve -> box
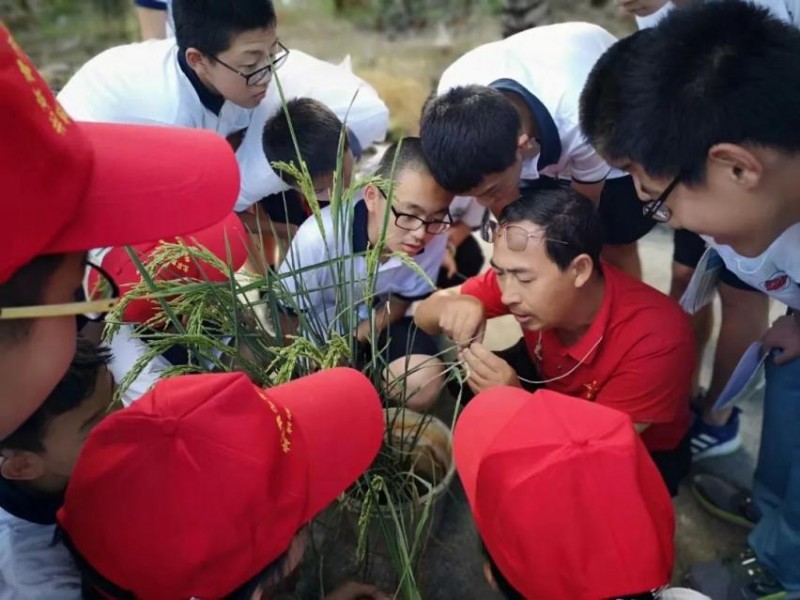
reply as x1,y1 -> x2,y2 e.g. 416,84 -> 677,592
764,272 -> 790,292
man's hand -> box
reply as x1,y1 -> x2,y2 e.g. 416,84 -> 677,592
763,313 -> 800,365
439,296 -> 486,347
323,581 -> 392,600
461,342 -> 521,393
616,0 -> 671,17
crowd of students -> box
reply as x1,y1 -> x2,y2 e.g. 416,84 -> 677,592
1,0 -> 799,598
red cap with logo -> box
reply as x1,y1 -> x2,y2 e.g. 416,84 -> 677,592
86,212 -> 250,323
0,24 -> 240,284
58,368 -> 384,599
454,388 -> 675,600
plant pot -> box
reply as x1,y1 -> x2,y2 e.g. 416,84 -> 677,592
313,408 -> 455,596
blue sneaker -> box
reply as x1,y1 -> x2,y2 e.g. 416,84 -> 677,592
690,407 -> 742,462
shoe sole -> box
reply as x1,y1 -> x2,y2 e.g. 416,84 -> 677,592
691,435 -> 743,462
691,485 -> 756,530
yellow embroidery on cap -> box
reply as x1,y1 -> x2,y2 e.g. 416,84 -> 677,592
256,389 -> 293,453
16,58 -> 35,83
8,34 -> 72,136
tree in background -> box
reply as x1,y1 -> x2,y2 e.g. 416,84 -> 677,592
501,0 -> 550,36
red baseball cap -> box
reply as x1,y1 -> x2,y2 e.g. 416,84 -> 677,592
454,388 -> 675,600
58,368 -> 384,599
0,25 -> 239,284
87,212 -> 249,323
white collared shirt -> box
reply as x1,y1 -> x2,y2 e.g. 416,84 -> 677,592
57,41 -> 388,213
437,22 -> 621,184
277,197 -> 446,335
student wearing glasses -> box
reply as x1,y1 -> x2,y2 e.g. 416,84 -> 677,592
580,3 -> 800,595
57,0 -> 388,232
278,138 -> 453,411
415,184 -> 695,495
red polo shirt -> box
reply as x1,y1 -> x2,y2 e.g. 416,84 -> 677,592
461,263 -> 694,452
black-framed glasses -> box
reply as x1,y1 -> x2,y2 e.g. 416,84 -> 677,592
483,222 -> 569,252
642,174 -> 681,222
389,206 -> 452,235
214,41 -> 289,87
0,260 -> 119,321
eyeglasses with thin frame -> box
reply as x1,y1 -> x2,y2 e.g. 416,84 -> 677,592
214,41 -> 290,87
0,261 -> 119,321
484,221 -> 570,252
642,174 -> 681,222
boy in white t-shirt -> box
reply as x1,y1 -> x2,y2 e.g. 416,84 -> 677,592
278,138 -> 453,411
419,23 -> 654,278
59,0 -> 388,231
0,338 -> 165,599
580,2 -> 800,595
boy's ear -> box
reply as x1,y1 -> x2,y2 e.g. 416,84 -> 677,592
363,184 -> 380,213
571,254 -> 595,289
0,451 -> 45,482
185,48 -> 208,72
707,143 -> 764,190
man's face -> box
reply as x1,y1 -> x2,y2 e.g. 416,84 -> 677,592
0,253 -> 85,438
463,154 -> 523,217
491,221 -> 579,331
191,27 -> 280,109
370,169 -> 453,257
624,154 -> 787,257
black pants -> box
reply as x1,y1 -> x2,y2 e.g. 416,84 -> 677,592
436,235 -> 485,289
455,338 -> 690,496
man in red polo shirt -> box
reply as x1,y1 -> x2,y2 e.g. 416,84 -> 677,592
415,184 -> 695,494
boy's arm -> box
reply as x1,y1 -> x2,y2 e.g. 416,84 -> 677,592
135,1 -> 168,39
415,287 -> 486,347
355,298 -> 410,343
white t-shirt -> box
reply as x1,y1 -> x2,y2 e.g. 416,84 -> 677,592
278,197 -> 446,333
0,506 -> 80,599
449,196 -> 487,229
235,53 -> 389,211
106,325 -> 171,406
57,41 -> 388,213
704,224 -> 800,310
437,22 -> 623,184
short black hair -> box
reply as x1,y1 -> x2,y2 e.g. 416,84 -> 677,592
0,338 -> 110,453
580,0 -> 800,185
263,98 -> 347,188
173,0 -> 277,57
60,526 -> 289,600
0,254 -> 65,343
498,182 -> 603,271
374,136 -> 430,183
481,542 -> 657,600
420,85 -> 520,193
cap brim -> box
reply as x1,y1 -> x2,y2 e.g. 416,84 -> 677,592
267,368 -> 384,521
453,387 -> 531,513
47,122 -> 239,254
